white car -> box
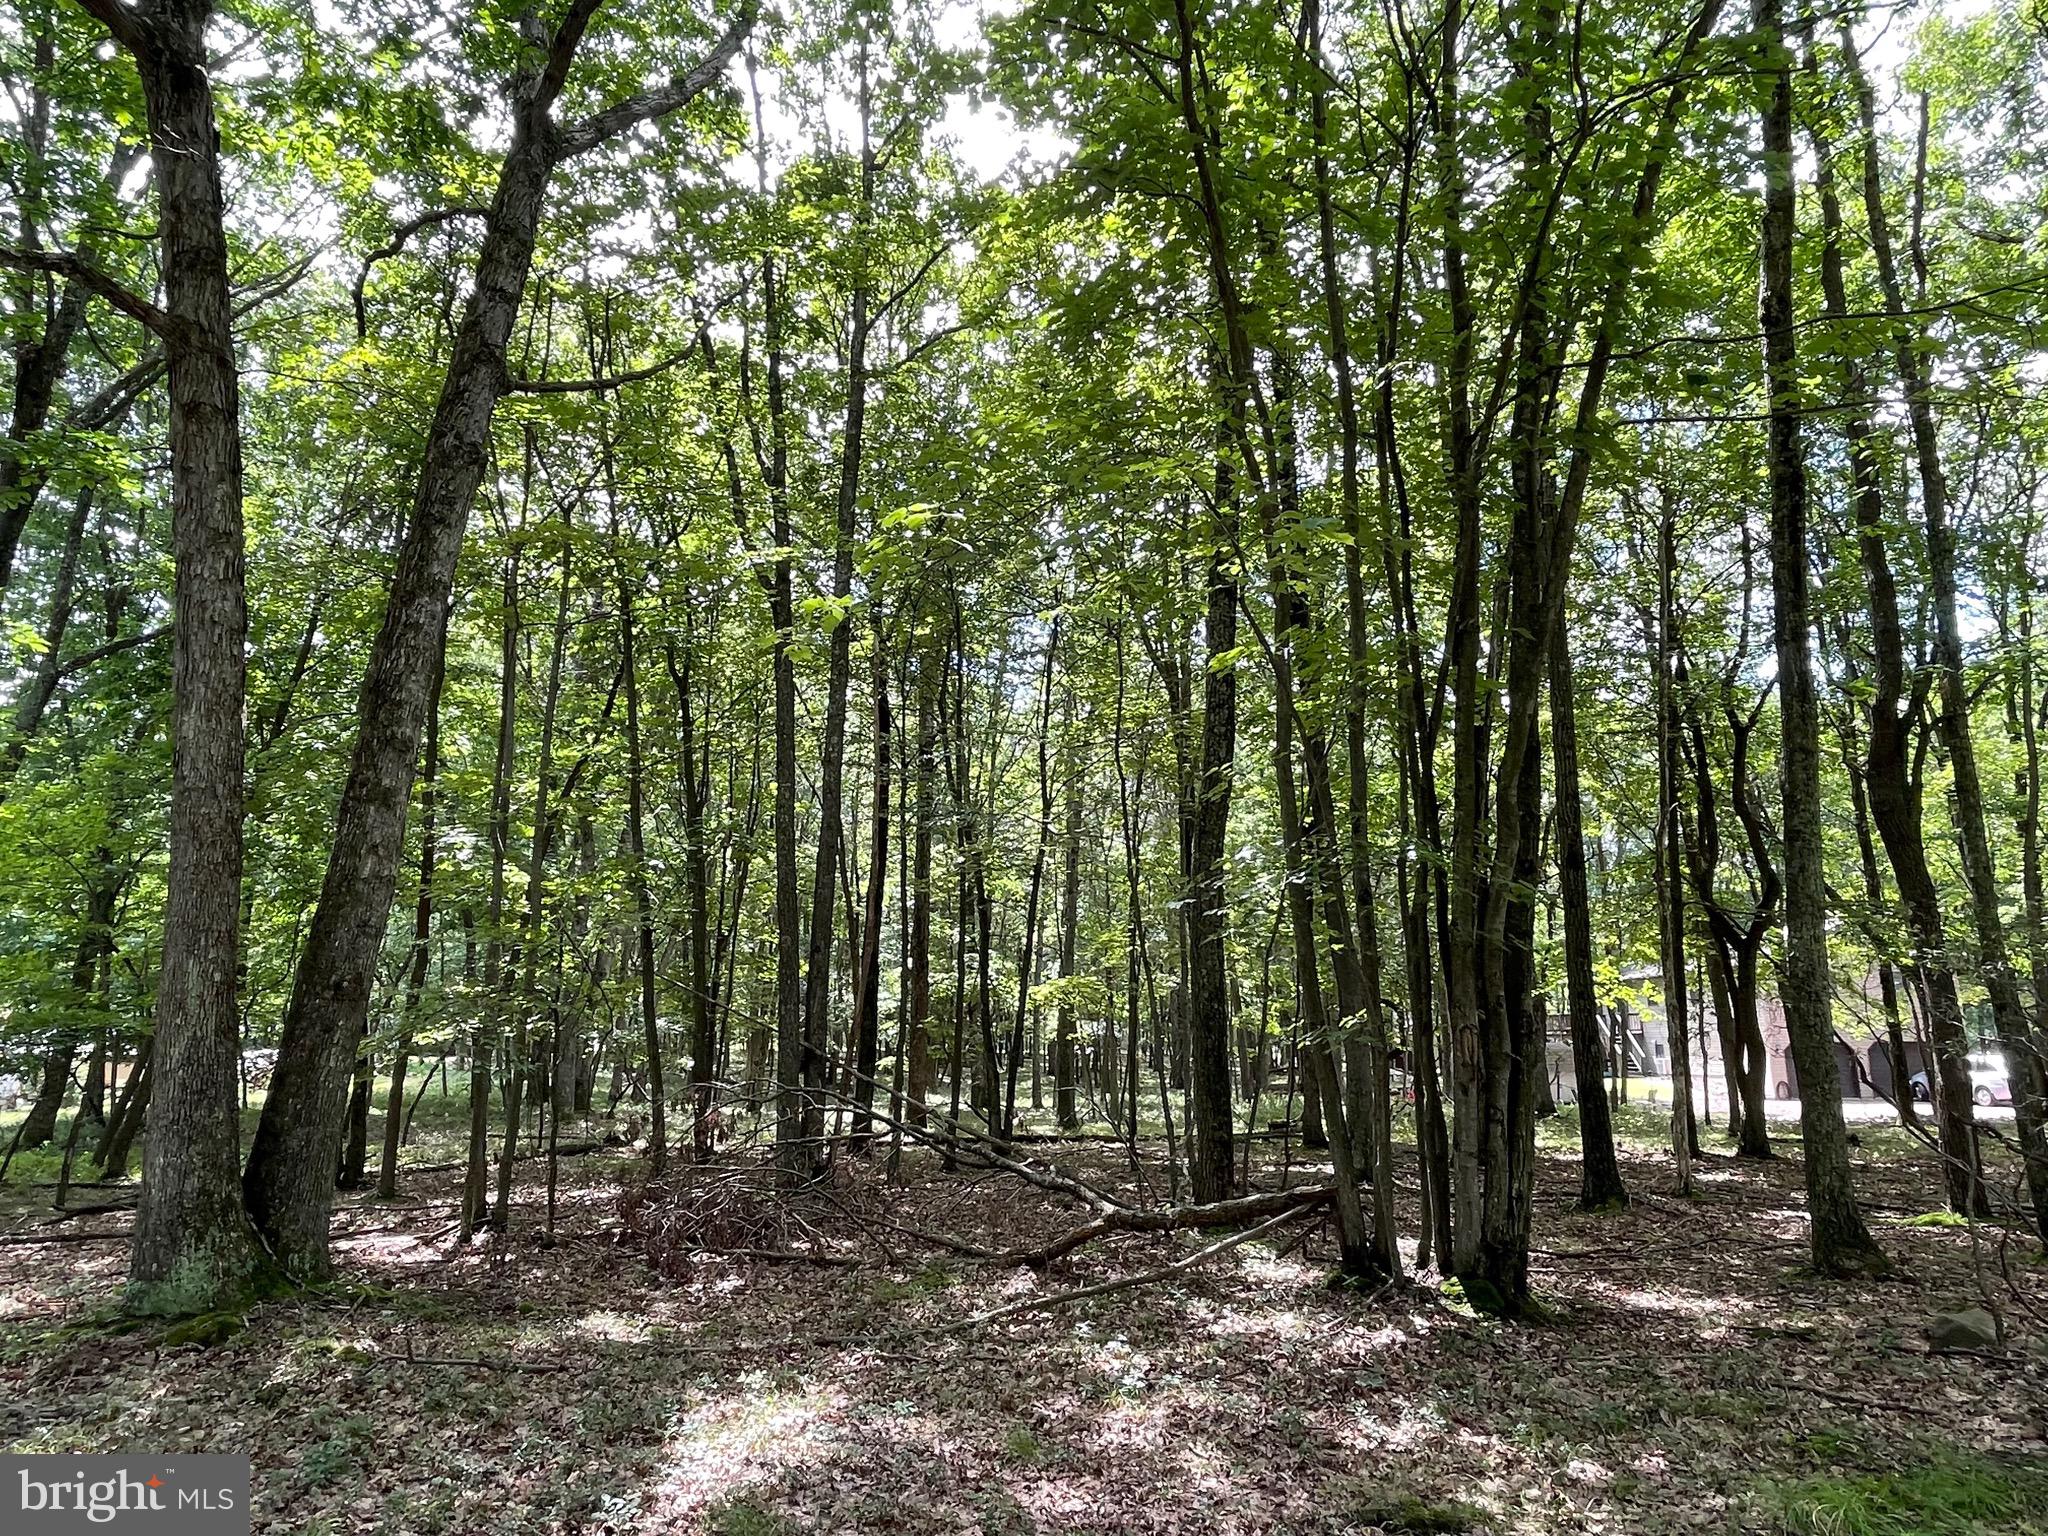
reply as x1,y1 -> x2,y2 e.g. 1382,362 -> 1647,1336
1909,1055 -> 2013,1108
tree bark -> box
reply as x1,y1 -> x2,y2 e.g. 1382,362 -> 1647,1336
378,636 -> 446,1199
850,620 -> 892,1149
1549,628 -> 1627,1208
1757,0 -> 1887,1276
1803,69 -> 1978,1203
1840,22 -> 2048,1243
115,0 -> 266,1314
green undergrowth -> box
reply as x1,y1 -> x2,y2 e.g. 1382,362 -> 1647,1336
1760,1450 -> 2048,1535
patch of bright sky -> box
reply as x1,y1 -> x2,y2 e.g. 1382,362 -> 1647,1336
738,0 -> 1070,189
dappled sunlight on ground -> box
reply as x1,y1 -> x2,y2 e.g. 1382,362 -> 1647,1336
3,1125 -> 2043,1534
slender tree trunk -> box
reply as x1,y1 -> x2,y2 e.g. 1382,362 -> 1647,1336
1002,615 -> 1060,1141
669,639 -> 716,1158
619,543 -> 666,1178
339,1034 -> 372,1190
850,620 -> 891,1149
0,484 -> 95,792
1657,505 -> 1696,1190
242,11 -> 749,1272
1758,0 -> 1887,1275
96,1037 -> 152,1178
1803,71 -> 1978,1203
1055,706 -> 1083,1132
799,32 -> 877,1159
1549,628 -> 1627,1208
1841,23 -> 2048,1242
492,493 -> 572,1224
908,654 -> 936,1126
378,637 -> 445,1199
462,550 -> 520,1243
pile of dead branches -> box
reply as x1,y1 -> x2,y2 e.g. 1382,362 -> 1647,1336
617,1163 -> 848,1277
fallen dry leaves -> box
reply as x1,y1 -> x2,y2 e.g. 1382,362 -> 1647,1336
3,1125 -> 2043,1535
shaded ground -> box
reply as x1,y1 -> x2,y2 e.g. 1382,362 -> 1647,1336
3,1105 -> 2046,1535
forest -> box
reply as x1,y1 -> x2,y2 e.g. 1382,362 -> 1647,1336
2,0 -> 2047,1528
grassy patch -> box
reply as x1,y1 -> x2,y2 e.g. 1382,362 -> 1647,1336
708,1497 -> 795,1536
1761,1452 -> 2048,1534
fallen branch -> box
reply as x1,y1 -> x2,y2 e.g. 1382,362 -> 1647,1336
679,1245 -> 862,1267
30,1199 -> 136,1226
404,1140 -> 603,1177
982,1182 -> 1336,1269
398,1338 -> 565,1374
814,1073 -> 1130,1211
950,1205 -> 1318,1331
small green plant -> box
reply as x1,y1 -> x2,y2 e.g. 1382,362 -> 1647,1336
1900,1210 -> 1969,1229
299,1414 -> 376,1490
1347,1491 -> 1487,1534
1003,1424 -> 1045,1464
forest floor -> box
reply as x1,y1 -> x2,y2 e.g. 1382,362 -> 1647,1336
3,1101 -> 2047,1536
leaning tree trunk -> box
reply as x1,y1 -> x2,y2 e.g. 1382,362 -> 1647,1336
243,122 -> 557,1279
1805,82 -> 1979,1207
242,7 -> 751,1277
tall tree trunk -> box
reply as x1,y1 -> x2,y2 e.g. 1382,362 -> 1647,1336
1840,22 -> 2048,1243
1003,615 -> 1060,1141
1055,704 -> 1083,1132
379,640 -> 446,1198
1549,628 -> 1627,1208
850,620 -> 891,1149
115,0 -> 264,1313
243,6 -> 749,1274
1758,0 -> 1887,1275
1657,504 -> 1696,1189
1804,66 -> 1978,1204
668,639 -> 716,1158
492,488 -> 573,1224
462,549 -> 520,1243
908,654 -> 936,1126
245,114 -> 556,1280
799,30 -> 877,1159
619,541 -> 666,1178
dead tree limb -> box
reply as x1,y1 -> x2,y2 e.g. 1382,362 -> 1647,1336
951,1205 -> 1318,1331
982,1182 -> 1336,1269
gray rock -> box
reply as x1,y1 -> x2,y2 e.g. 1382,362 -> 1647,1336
1927,1307 -> 2000,1351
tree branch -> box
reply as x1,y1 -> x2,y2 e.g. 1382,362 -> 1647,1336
552,3 -> 757,160
0,246 -> 168,337
949,1205 -> 1320,1331
352,208 -> 491,338
507,349 -> 690,393
54,623 -> 169,681
67,0 -> 147,54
